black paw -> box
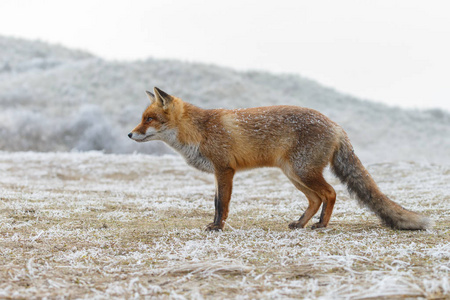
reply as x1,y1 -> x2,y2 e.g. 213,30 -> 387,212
205,223 -> 223,231
311,222 -> 327,230
288,221 -> 306,229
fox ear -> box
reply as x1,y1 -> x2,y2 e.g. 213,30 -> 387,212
154,87 -> 173,110
145,90 -> 156,104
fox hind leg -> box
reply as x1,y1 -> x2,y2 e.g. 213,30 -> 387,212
284,166 -> 336,229
301,173 -> 336,229
287,180 -> 322,229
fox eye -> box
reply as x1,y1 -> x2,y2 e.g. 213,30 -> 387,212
146,117 -> 153,122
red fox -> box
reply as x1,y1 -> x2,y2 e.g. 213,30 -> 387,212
129,87 -> 431,231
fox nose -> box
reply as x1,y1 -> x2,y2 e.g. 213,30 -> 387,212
128,132 -> 133,139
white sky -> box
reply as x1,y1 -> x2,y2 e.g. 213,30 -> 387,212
1,0 -> 449,111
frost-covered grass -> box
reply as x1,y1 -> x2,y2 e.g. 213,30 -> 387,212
0,151 -> 448,299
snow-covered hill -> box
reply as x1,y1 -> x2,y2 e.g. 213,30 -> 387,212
1,36 -> 449,164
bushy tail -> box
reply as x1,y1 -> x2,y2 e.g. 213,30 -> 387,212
331,135 -> 431,230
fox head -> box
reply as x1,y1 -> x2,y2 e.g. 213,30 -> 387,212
128,87 -> 180,143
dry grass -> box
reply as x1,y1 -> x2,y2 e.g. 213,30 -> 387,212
0,152 -> 449,299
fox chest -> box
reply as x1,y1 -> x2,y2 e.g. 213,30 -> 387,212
174,144 -> 215,173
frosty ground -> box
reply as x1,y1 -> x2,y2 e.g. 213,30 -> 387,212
0,152 -> 448,299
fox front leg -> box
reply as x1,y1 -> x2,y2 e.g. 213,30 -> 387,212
205,168 -> 235,231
